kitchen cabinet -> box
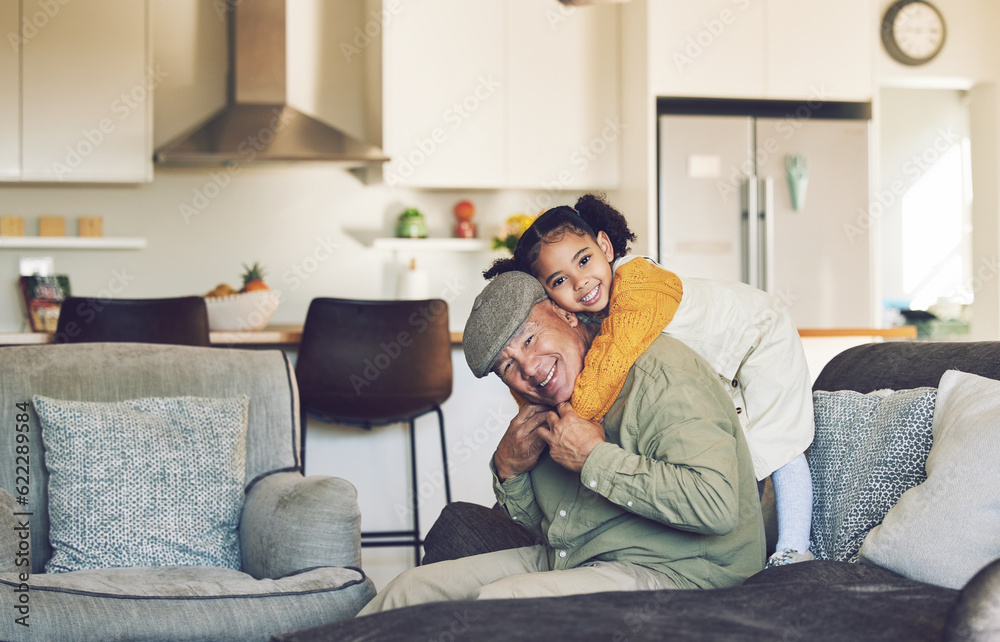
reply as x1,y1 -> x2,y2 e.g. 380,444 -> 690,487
2,0 -> 152,183
648,0 -> 873,101
382,0 -> 620,189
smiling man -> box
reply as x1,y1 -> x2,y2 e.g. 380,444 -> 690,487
356,271 -> 764,615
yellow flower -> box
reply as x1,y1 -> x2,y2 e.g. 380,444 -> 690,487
492,213 -> 539,255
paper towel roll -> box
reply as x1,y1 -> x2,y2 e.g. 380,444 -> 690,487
397,259 -> 430,300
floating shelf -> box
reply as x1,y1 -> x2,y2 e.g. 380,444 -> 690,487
371,237 -> 492,252
0,237 -> 147,250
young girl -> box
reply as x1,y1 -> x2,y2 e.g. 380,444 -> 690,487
484,193 -> 815,568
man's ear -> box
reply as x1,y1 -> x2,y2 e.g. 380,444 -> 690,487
546,299 -> 579,327
596,231 -> 615,262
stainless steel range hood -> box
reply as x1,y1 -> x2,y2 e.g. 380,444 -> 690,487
154,0 -> 388,167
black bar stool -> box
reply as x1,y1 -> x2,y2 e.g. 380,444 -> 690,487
54,296 -> 211,346
295,298 -> 453,566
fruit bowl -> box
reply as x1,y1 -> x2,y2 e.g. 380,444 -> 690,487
204,290 -> 281,332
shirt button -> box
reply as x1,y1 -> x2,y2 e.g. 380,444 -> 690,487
558,550 -> 567,558
736,407 -> 742,414
511,516 -> 518,521
559,509 -> 567,517
589,480 -> 597,488
732,379 -> 738,388
627,500 -> 633,507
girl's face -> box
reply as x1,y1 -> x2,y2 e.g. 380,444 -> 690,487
532,229 -> 615,313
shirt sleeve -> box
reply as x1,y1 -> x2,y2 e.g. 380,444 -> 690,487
579,362 -> 741,536
490,458 -> 545,539
571,259 -> 684,421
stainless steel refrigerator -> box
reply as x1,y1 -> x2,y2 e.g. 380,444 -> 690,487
657,111 -> 872,328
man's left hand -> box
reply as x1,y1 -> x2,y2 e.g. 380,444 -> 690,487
537,401 -> 606,473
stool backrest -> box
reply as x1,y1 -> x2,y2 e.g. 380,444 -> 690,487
55,296 -> 212,346
296,298 -> 453,426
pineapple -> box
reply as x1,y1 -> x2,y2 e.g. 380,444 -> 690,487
240,262 -> 269,292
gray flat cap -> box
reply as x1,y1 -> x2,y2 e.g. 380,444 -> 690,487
464,271 -> 547,378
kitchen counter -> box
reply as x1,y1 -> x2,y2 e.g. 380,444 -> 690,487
1,327 -> 915,347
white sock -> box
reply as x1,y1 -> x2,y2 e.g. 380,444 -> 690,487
771,453 -> 812,554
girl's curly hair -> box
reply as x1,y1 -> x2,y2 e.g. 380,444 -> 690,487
482,193 -> 637,280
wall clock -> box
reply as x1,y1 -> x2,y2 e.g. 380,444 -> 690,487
881,0 -> 946,66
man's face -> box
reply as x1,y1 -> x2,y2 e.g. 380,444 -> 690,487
492,300 -> 589,406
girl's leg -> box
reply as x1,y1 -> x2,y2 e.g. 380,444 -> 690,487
768,452 -> 813,566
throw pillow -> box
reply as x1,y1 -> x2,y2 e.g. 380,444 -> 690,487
859,370 -> 1000,589
809,387 -> 936,563
33,394 -> 250,573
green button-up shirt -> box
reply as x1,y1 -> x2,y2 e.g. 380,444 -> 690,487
492,335 -> 765,589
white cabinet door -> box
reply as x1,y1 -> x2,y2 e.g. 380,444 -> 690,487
382,0 -> 505,188
507,0 -> 620,189
648,0 -> 872,102
20,0 -> 151,182
0,1 -> 20,179
647,0 -> 765,99
765,0 -> 873,101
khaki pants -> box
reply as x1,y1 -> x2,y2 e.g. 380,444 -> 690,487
357,545 -> 676,616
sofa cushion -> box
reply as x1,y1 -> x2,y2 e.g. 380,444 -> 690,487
273,561 -> 958,642
860,370 -> 1000,589
34,394 -> 249,573
0,565 -> 374,642
809,387 -> 936,563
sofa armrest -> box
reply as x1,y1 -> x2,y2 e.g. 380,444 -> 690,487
0,486 -> 17,573
239,472 -> 362,580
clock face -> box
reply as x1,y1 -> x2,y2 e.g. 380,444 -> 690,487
882,0 -> 946,66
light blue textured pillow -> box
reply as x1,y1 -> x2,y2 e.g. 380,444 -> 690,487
34,394 -> 250,574
809,387 -> 936,563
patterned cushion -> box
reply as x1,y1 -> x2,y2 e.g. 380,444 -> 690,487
809,387 -> 936,563
33,395 -> 250,573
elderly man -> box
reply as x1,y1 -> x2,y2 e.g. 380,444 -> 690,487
357,272 -> 764,615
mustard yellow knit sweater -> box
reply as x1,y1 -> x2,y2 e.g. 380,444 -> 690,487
508,258 -> 683,419
571,258 -> 683,421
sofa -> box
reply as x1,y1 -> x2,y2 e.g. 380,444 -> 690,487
0,343 -> 375,642
272,340 -> 1000,642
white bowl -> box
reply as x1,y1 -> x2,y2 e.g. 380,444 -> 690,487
204,290 -> 281,332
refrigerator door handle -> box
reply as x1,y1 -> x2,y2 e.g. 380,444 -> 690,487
742,178 -> 759,288
759,177 -> 775,294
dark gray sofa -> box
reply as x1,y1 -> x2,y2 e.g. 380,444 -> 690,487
274,341 -> 1000,642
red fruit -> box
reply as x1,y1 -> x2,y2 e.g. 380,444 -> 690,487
454,200 -> 475,221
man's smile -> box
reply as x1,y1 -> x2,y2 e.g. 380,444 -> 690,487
539,362 -> 556,388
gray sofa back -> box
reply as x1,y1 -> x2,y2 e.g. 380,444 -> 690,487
0,342 -> 301,572
813,340 -> 1000,392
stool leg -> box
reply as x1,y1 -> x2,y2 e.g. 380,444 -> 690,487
435,406 -> 452,504
408,417 -> 421,567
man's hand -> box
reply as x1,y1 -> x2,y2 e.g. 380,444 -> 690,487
537,402 -> 606,473
493,403 -> 550,482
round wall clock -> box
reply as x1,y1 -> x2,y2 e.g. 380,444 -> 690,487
881,0 -> 946,66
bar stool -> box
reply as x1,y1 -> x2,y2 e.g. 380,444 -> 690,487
54,296 -> 211,346
295,298 -> 453,566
